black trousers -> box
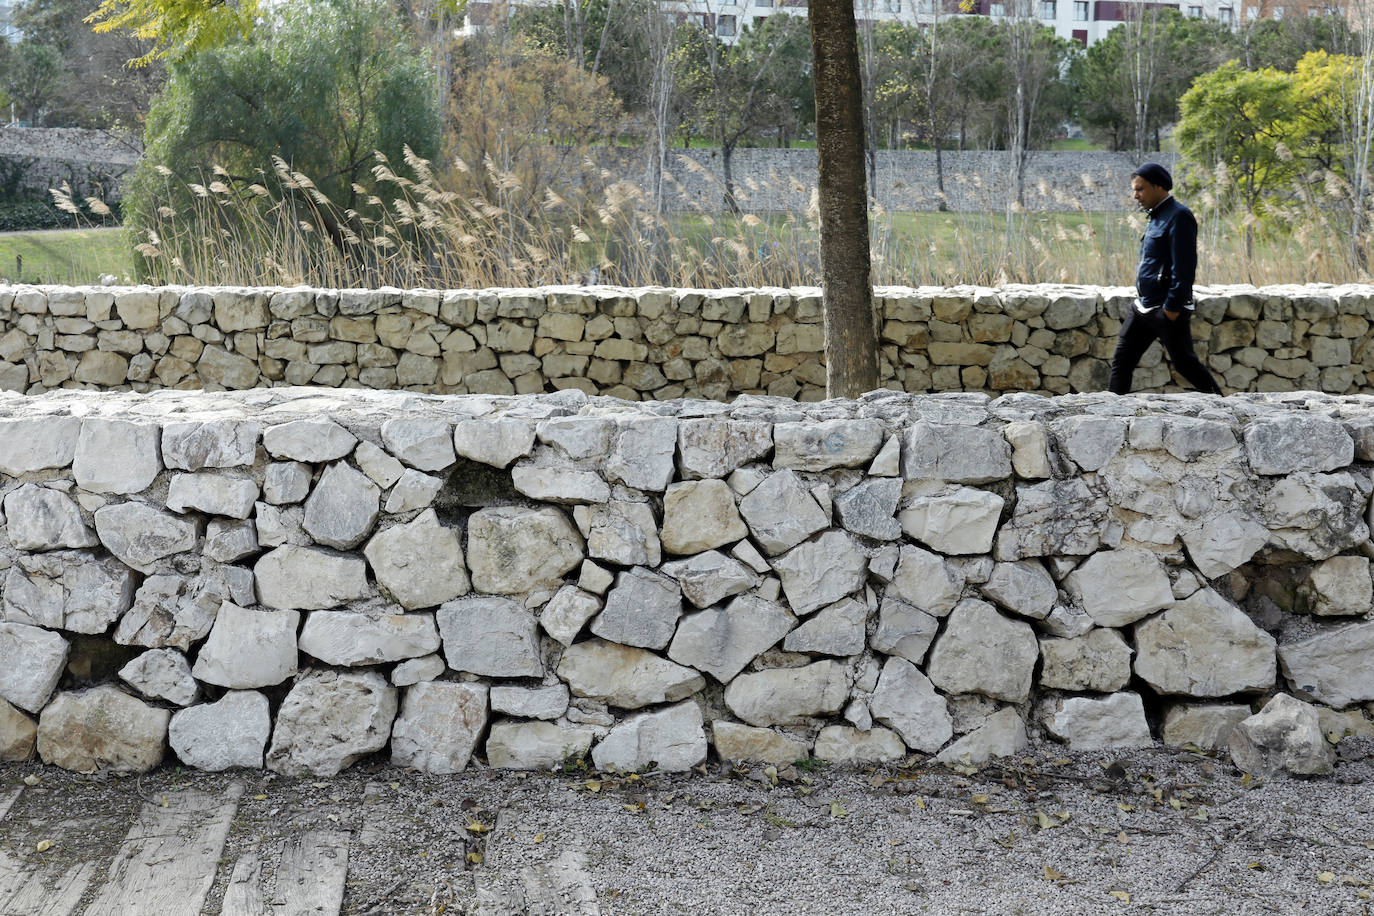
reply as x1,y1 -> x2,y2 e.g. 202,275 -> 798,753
1108,307 -> 1223,395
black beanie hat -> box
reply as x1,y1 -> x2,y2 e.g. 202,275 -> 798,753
1132,162 -> 1173,191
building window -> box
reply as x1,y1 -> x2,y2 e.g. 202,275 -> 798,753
1246,5 -> 1258,16
1219,6 -> 1233,21
756,0 -> 773,6
1272,4 -> 1283,17
1074,1 -> 1088,18
1040,0 -> 1056,17
1186,4 -> 1202,14
990,1 -> 1005,14
717,13 -> 736,35
1072,27 -> 1087,43
886,0 -> 902,11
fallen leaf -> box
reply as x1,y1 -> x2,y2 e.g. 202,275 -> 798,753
532,833 -> 545,844
1247,862 -> 1267,871
1035,810 -> 1058,830
1043,865 -> 1064,881
622,802 -> 645,814
252,794 -> 268,801
1318,872 -> 1336,884
915,797 -> 927,811
466,851 -> 483,865
829,800 -> 849,818
466,821 -> 490,835
1051,758 -> 1071,766
22,775 -> 40,787
1117,832 -> 1129,844
1169,797 -> 1183,810
159,796 -> 169,808
971,794 -> 991,805
584,780 -> 601,793
1109,890 -> 1131,903
1116,803 -> 1135,813
35,840 -> 52,853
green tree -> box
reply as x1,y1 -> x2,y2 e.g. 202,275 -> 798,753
85,0 -> 262,65
6,40 -> 61,125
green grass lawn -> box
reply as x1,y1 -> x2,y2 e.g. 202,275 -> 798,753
0,228 -> 134,286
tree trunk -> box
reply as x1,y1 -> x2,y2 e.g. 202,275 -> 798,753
810,0 -> 879,399
722,142 -> 740,214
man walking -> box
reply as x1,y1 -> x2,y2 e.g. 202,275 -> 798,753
1108,163 -> 1223,396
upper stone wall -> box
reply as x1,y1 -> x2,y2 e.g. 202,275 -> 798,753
1,283 -> 1370,401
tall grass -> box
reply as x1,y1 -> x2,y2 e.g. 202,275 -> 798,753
60,149 -> 1373,290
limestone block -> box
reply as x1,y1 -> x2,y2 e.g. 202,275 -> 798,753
192,602 -> 299,689
437,595 -> 542,678
1302,555 -> 1372,616
536,417 -> 614,461
0,699 -> 35,761
605,417 -> 678,491
119,648 -> 199,706
168,691 -> 271,770
1161,703 -> 1251,751
302,462 -> 380,549
364,509 -> 469,609
490,684 -> 569,720
773,419 -> 885,472
668,594 -> 795,683
1043,692 -> 1153,751
266,669 -> 398,776
869,658 -> 953,753
557,639 -> 705,709
1162,417 -> 1238,461
74,350 -> 129,386
1229,693 -> 1334,776
898,485 -> 1003,555
381,418 -> 456,471
773,530 -> 868,616
1278,619 -> 1374,707
1244,414 -> 1354,475
3,484 -> 96,551
392,654 -> 446,687
264,461 -> 312,505
994,478 -> 1110,560
676,418 -> 773,479
571,501 -> 661,568
868,435 -> 901,477
485,721 -> 596,769
299,611 -> 440,666
263,419 -> 357,462
1259,472 -> 1368,560
902,421 -> 1012,484
834,478 -> 902,541
783,597 -> 868,657
1039,629 -> 1132,692
92,501 -> 194,573
204,519 -> 258,563
934,708 -> 1029,765
662,479 -> 749,555
0,416 -> 79,474
466,506 -> 584,594
722,661 -> 849,727
813,726 -> 906,765
1064,547 -> 1174,628
73,419 -> 162,494
453,418 -> 536,468
166,472 -> 259,519
254,545 -> 370,610
591,566 -> 683,650
4,550 -> 136,633
888,543 -> 965,616
0,622 -> 68,713
927,599 -> 1038,703
37,685 -> 169,774
391,681 -> 488,775
539,585 -> 602,646
161,420 -> 259,470
1054,416 -> 1126,472
384,469 -> 444,513
1038,603 -> 1096,639
1181,512 -> 1270,579
592,700 -> 707,773
355,440 -> 405,488
1003,421 -> 1051,479
660,550 -> 758,608
712,721 -> 810,765
1133,588 -> 1276,697
113,570 -> 230,650
979,560 -> 1057,620
512,463 -> 610,504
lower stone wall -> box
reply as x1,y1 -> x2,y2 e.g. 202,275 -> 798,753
3,388 -> 1373,777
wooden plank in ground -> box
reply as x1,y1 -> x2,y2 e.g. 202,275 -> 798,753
0,854 -> 96,916
82,782 -> 244,916
219,852 -> 267,916
0,787 -> 22,823
519,849 -> 600,916
220,830 -> 351,916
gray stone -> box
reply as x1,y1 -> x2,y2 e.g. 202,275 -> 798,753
355,440 -> 405,488
466,506 -> 584,594
1244,414 -> 1354,475
1182,512 -> 1270,579
536,417 -> 614,461
1134,588 -> 1276,697
4,485 -> 96,551
391,681 -> 488,775
453,418 -> 536,468
773,419 -> 885,471
364,510 -> 469,610
303,462 -> 380,549
119,649 -> 199,706
539,585 -> 602,647
994,478 -> 1110,560
1278,619 -> 1374,708
784,597 -> 868,657
263,419 -> 357,462
3,550 -> 136,633
1043,692 -> 1153,751
660,550 -> 758,608
661,480 -> 749,555
1054,415 -> 1126,472
437,595 -> 542,678
0,699 -> 35,761
264,461 -> 312,505
574,501 -> 662,567
166,472 -> 259,519
192,602 -> 300,688
0,622 -> 68,713
902,421 -> 1012,484
676,418 -> 773,479
738,471 -> 828,555
591,567 -> 683,650
870,596 -> 940,664
391,654 -> 446,687
1259,472 -> 1369,561
1039,629 -> 1133,692
606,417 -> 678,491
773,530 -> 868,616
113,570 -> 230,650
869,658 -> 953,753
490,684 -> 569,720
299,611 -> 439,666
1161,703 -> 1251,751
161,420 -> 259,470
485,721 -> 596,769
512,463 -> 611,504
668,595 -> 796,683
266,669 -> 398,776
0,416 -> 80,474
37,685 -> 169,774
592,700 -> 707,773
73,419 -> 162,494
888,544 -> 965,616
168,691 -> 271,770
1163,417 -> 1239,461
934,708 -> 1029,765
711,721 -> 810,765
1064,547 -> 1174,628
980,560 -> 1057,620
1229,693 -> 1334,776
384,469 -> 444,513
1003,421 -> 1051,479
722,661 -> 849,727
254,545 -> 370,610
927,599 -> 1039,703
1038,603 -> 1097,639
94,501 -> 198,573
381,418 -> 456,471
557,639 -> 705,710
254,502 -> 308,548
898,485 -> 1003,555
813,726 -> 906,765
834,478 -> 902,541
1302,555 -> 1372,616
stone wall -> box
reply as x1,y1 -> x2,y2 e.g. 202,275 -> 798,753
0,127 -> 141,201
1,283 -> 1372,402
2,387 -> 1373,777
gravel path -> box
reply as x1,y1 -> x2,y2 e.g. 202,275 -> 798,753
1,740 -> 1372,915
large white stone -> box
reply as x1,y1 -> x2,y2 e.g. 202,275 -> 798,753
536,417 -> 613,461
591,700 -> 707,773
888,544 -> 965,617
204,519 -> 258,563
453,418 -> 536,468
161,420 -> 259,470
1244,414 -> 1354,475
263,419 -> 357,462
934,708 -> 1029,765
539,585 -> 602,646
711,721 -> 810,765
1229,693 -> 1334,776
391,654 -> 446,687
364,510 -> 469,609
902,421 -> 1012,484
1133,588 -> 1276,697
254,545 -> 370,610
899,485 -> 1004,555
927,599 -> 1038,703
1181,512 -> 1270,579
722,661 -> 849,726
485,720 -> 595,769
0,622 -> 68,713
192,602 -> 300,689
980,560 -> 1057,620
4,485 -> 96,551
1278,619 -> 1374,708
94,501 -> 198,573
660,550 -> 758,608
3,550 -> 136,633
573,500 -> 661,567
606,417 -> 678,491
773,530 -> 868,616
591,567 -> 683,650
773,419 -> 885,472
1044,692 -> 1153,751
737,470 -> 828,556
466,506 -> 584,594
37,685 -> 169,774
381,418 -> 457,471
384,469 -> 444,513
556,639 -> 705,709
299,611 -> 439,666
993,478 -> 1110,560
784,597 -> 868,657
676,418 -> 772,479
119,648 -> 199,706
1064,547 -> 1174,628
834,478 -> 902,541
266,669 -> 398,776
667,595 -> 795,683
391,681 -> 488,775
263,460 -> 312,504
114,569 -> 232,649
303,462 -> 380,549
1260,472 -> 1369,561
0,699 -> 35,761
868,658 -> 953,753
1038,629 -> 1133,693
1054,415 -> 1126,472
490,684 -> 569,720
512,463 -> 611,504
813,726 -> 906,765
660,480 -> 748,555
166,472 -> 259,519
0,416 -> 80,474
437,595 -> 542,678
1302,555 -> 1372,616
1161,703 -> 1251,751
870,596 -> 939,664
168,691 -> 271,770
72,419 -> 162,494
